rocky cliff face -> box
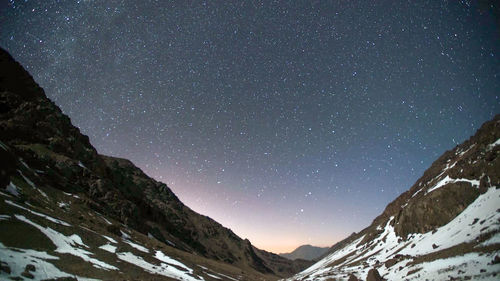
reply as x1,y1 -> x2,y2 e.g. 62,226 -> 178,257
0,47 -> 310,280
287,116 -> 500,280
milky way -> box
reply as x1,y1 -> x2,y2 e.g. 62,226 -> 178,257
1,0 -> 498,252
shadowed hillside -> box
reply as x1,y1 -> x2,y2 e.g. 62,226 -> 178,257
0,47 -> 311,280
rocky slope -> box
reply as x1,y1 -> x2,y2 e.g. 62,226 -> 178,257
286,115 -> 500,280
0,47 -> 310,280
280,245 -> 329,261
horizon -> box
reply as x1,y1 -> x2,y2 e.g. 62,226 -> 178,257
1,1 -> 498,254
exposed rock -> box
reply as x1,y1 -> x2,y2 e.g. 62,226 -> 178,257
0,262 -> 11,274
366,268 -> 383,281
347,274 -> 359,281
21,270 -> 34,279
106,224 -> 121,236
384,258 -> 397,268
493,255 -> 500,265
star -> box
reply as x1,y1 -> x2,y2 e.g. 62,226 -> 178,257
1,0 -> 497,253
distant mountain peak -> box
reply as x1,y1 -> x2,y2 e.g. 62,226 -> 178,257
280,244 -> 330,261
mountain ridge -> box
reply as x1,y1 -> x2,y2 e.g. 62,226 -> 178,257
0,47 -> 311,280
286,115 -> 500,280
279,245 -> 329,261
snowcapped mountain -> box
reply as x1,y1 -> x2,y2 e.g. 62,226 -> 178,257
0,48 -> 311,280
286,116 -> 500,281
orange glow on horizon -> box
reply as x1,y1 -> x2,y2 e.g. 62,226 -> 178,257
252,240 -> 333,254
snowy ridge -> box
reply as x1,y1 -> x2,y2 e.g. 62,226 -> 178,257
286,187 -> 500,281
287,126 -> 500,281
426,175 -> 480,194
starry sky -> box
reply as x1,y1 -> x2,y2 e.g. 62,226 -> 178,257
1,0 -> 499,253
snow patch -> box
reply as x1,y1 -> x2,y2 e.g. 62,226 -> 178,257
214,272 -> 239,281
63,191 -> 80,199
5,200 -> 70,226
426,175 -> 480,194
78,161 -> 88,169
124,239 -> 149,253
456,144 -> 475,157
487,138 -> 500,150
121,230 -> 131,239
101,216 -> 112,225
0,214 -> 11,220
205,272 -> 223,279
19,159 -> 30,170
36,187 -> 49,199
117,251 -> 204,281
411,188 -> 423,198
0,241 -> 99,281
99,243 -> 117,253
155,250 -> 191,272
18,170 -> 36,188
0,190 -> 12,197
0,141 -> 9,150
15,215 -> 118,271
58,202 -> 70,209
102,235 -> 117,244
6,182 -> 20,197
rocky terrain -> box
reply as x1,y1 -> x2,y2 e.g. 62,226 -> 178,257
279,245 -> 329,261
285,115 -> 500,280
0,47 -> 311,280
1,45 -> 499,281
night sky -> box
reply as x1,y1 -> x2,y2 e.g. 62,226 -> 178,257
1,0 -> 498,253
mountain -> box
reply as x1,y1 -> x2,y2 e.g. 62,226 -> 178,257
0,47 -> 312,280
280,245 -> 329,261
286,115 -> 500,280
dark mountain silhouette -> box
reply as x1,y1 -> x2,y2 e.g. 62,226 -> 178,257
280,245 -> 329,261
0,47 -> 311,280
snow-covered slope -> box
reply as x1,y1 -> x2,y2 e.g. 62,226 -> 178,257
287,116 -> 500,281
